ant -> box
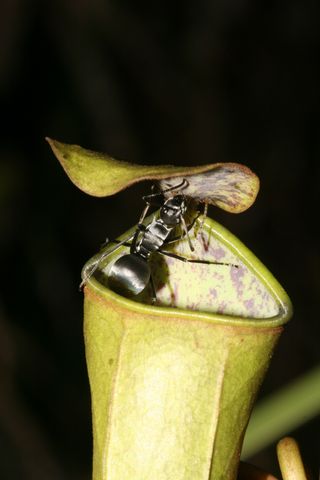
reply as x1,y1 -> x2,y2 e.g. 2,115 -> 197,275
80,179 -> 237,302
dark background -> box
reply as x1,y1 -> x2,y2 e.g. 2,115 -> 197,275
0,1 -> 319,479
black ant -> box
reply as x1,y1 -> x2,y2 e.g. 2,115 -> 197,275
80,180 -> 237,302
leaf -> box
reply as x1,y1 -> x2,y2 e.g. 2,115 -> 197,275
82,214 -> 292,480
159,164 -> 260,213
46,138 -> 259,213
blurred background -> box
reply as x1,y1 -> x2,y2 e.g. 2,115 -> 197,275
0,1 -> 319,479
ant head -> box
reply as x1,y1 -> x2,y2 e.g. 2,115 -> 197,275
160,195 -> 186,226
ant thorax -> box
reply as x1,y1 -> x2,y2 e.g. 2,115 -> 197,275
136,217 -> 175,259
160,195 -> 186,226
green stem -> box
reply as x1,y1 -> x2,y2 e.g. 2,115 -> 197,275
242,366 -> 320,458
277,437 -> 307,480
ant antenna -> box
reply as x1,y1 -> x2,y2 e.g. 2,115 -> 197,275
161,178 -> 189,194
179,214 -> 195,252
144,178 -> 189,201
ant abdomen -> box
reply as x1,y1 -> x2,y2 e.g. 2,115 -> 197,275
108,254 -> 151,296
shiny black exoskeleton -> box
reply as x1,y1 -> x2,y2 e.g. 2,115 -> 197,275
108,194 -> 189,296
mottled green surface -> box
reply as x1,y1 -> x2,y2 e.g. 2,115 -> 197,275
82,216 -> 292,480
88,215 -> 290,323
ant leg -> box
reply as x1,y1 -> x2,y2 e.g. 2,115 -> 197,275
137,202 -> 152,224
141,184 -> 164,208
149,274 -> 157,304
165,211 -> 201,245
157,249 -> 238,268
197,203 -> 208,234
179,214 -> 195,252
138,183 -> 164,227
106,239 -> 132,248
79,234 -> 134,289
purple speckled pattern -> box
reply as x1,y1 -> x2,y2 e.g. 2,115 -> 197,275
210,246 -> 227,261
231,266 -> 245,297
159,164 -> 259,213
145,221 -> 279,319
209,288 -> 218,299
98,218 -> 279,319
